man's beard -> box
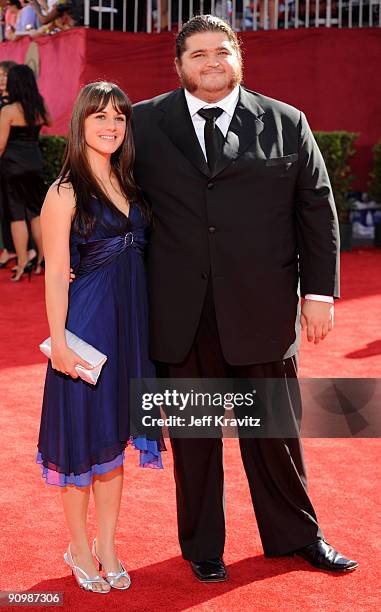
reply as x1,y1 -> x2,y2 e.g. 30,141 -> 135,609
178,65 -> 243,95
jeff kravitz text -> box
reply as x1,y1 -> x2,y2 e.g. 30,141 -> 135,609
141,415 -> 261,427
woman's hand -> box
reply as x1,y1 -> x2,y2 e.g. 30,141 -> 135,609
51,344 -> 93,379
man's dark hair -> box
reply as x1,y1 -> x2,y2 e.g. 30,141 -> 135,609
176,14 -> 242,62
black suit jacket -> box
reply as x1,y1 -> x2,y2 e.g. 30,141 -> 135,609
132,87 -> 340,365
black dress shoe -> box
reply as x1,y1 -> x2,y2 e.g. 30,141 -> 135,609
190,558 -> 228,582
293,540 -> 358,572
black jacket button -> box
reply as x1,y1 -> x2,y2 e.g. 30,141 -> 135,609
201,272 -> 208,280
208,226 -> 216,233
207,182 -> 214,189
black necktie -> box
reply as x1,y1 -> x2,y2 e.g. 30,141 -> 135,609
198,107 -> 224,170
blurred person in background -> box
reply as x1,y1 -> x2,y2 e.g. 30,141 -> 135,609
2,0 -> 21,40
0,60 -> 17,108
10,0 -> 39,38
0,59 -> 17,268
29,0 -> 76,34
258,0 -> 277,29
0,64 -> 51,281
0,59 -> 38,270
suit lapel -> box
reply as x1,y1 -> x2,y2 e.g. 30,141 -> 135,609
158,89 -> 210,177
157,87 -> 265,178
213,87 -> 265,177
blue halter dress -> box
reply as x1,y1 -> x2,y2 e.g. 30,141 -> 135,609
37,198 -> 164,486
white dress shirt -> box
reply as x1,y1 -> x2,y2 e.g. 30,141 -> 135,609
184,86 -> 239,158
183,87 -> 334,305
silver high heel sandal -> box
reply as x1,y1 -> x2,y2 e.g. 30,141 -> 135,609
63,543 -> 110,593
92,538 -> 131,590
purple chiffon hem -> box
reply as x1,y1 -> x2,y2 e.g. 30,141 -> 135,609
36,437 -> 163,487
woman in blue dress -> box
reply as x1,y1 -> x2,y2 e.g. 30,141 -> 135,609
37,82 -> 164,594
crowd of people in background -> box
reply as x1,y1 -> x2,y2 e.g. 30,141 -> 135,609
0,0 -> 77,40
0,0 -> 378,39
0,60 -> 49,280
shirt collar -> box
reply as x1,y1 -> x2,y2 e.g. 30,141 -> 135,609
184,85 -> 240,119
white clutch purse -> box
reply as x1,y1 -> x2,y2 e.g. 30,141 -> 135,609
39,329 -> 107,385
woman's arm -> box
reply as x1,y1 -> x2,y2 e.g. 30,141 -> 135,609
0,105 -> 12,156
40,183 -> 91,377
44,110 -> 53,127
29,0 -> 60,25
40,183 -> 73,348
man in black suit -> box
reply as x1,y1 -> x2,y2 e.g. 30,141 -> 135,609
132,15 -> 358,581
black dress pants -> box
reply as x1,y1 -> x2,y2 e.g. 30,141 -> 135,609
156,280 -> 323,561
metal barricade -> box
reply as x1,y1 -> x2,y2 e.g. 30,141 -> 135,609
83,0 -> 381,31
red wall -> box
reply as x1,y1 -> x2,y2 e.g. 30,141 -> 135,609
1,27 -> 380,189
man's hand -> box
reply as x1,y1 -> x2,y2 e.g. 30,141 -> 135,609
300,300 -> 334,344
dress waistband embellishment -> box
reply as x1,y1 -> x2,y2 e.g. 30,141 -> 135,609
124,232 -> 134,247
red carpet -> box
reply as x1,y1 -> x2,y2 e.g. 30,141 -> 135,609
0,249 -> 380,611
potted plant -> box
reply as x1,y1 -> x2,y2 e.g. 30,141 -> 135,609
39,135 -> 67,189
368,139 -> 381,248
314,131 -> 358,252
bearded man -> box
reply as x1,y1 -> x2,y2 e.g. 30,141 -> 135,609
132,15 -> 358,581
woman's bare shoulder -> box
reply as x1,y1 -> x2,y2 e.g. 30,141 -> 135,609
0,103 -> 15,117
49,179 -> 74,196
2,102 -> 24,122
43,180 -> 76,214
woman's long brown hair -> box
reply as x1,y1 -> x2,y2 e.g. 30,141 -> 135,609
58,81 -> 148,237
